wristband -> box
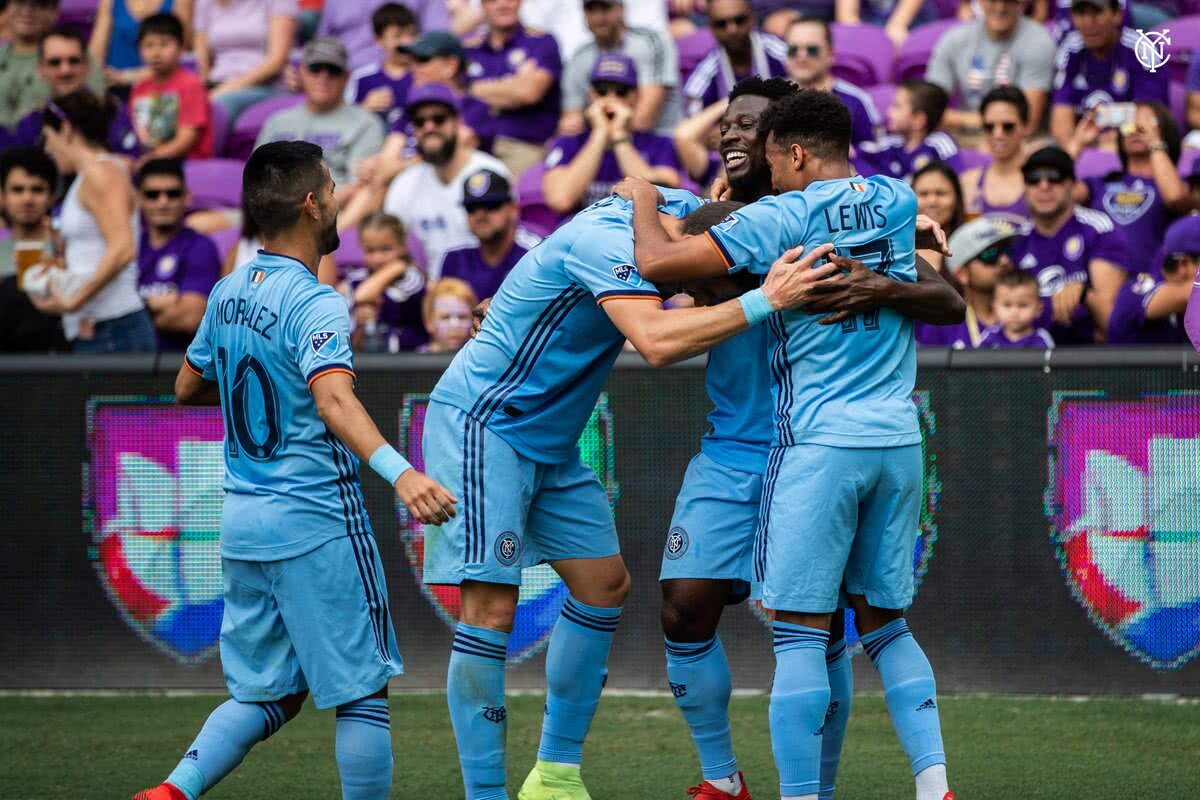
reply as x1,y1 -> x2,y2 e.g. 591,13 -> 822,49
738,287 -> 774,326
369,443 -> 412,486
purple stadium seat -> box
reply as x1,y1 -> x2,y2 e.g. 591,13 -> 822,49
957,148 -> 991,171
207,227 -> 240,263
893,20 -> 958,83
1075,147 -> 1121,179
1178,148 -> 1200,179
59,0 -> 98,39
1154,16 -> 1200,84
184,159 -> 244,212
832,24 -> 894,88
1169,81 -> 1188,133
866,84 -> 896,120
334,226 -> 365,270
209,101 -> 229,157
677,29 -> 717,89
515,161 -> 566,241
226,93 -> 304,161
930,0 -> 961,18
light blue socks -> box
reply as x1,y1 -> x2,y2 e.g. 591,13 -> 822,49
165,698 -> 287,800
665,635 -> 737,780
819,638 -> 854,800
335,697 -> 393,799
770,622 -> 831,798
447,623 -> 510,800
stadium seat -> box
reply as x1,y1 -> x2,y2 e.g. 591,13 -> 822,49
866,84 -> 896,120
1075,147 -> 1121,179
209,101 -> 230,158
832,24 -> 894,88
957,148 -> 991,171
893,20 -> 958,83
1178,147 -> 1199,178
676,29 -> 717,89
515,161 -> 566,241
58,0 -> 98,39
930,0 -> 961,18
184,159 -> 244,212
225,93 -> 304,160
334,226 -> 365,269
1154,15 -> 1200,84
1169,81 -> 1188,133
207,226 -> 240,262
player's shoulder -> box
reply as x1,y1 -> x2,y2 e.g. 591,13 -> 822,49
1072,205 -> 1115,234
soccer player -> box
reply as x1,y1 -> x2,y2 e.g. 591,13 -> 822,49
133,141 -> 456,800
661,77 -> 964,800
424,184 -> 850,800
622,88 -> 956,800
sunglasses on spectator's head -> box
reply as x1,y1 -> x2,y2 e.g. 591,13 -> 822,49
787,44 -> 823,59
412,111 -> 451,128
592,82 -> 632,98
1024,169 -> 1068,186
142,188 -> 185,200
44,56 -> 84,68
711,13 -> 750,30
975,245 -> 1009,266
983,121 -> 1018,134
465,201 -> 507,214
306,63 -> 345,77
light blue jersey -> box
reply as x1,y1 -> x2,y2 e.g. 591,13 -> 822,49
185,250 -> 365,561
707,175 -> 920,449
700,327 -> 773,475
432,188 -> 704,464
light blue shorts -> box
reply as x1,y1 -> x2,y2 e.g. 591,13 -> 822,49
421,401 -> 620,586
754,444 -> 922,613
659,452 -> 761,585
220,534 -> 403,710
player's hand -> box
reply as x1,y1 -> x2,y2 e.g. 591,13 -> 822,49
915,215 -> 951,257
1052,282 -> 1085,325
761,243 -> 840,312
395,469 -> 458,525
471,296 -> 492,338
612,176 -> 664,206
802,254 -> 891,323
709,175 -> 731,202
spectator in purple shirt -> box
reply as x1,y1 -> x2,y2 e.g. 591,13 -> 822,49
1010,145 -> 1128,343
463,0 -> 563,178
1187,44 -> 1200,133
439,168 -> 542,299
133,158 -> 220,351
543,53 -> 682,215
857,80 -> 962,181
318,0 -> 448,73
345,3 -> 420,129
682,0 -> 788,117
1048,0 -> 1168,147
1111,215 -> 1200,345
343,211 -> 429,352
979,269 -> 1056,348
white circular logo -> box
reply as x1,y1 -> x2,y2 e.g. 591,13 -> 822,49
1037,265 -> 1066,297
1134,29 -> 1171,74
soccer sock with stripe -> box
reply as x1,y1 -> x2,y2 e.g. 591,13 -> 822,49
164,698 -> 288,800
819,638 -> 854,800
335,698 -> 393,800
664,635 -> 738,783
447,623 -> 510,800
770,622 -> 830,800
537,596 -> 622,766
861,618 -> 948,800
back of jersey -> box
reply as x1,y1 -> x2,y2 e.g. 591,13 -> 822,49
185,251 -> 367,561
706,174 -> 920,449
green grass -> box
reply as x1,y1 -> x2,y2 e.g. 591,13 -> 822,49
2,694 -> 1198,799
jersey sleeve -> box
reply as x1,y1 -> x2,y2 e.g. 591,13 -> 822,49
293,288 -> 357,389
705,194 -> 802,275
1090,221 -> 1129,272
563,224 -> 662,305
184,302 -> 217,380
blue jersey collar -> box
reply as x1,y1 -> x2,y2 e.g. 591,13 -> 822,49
254,250 -> 316,275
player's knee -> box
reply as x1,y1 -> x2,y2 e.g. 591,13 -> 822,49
594,563 -> 631,608
460,583 -> 519,631
848,595 -> 904,636
660,596 -> 716,644
275,690 -> 308,721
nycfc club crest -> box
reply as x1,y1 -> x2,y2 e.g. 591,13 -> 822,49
1047,393 -> 1200,669
1134,29 -> 1171,74
398,394 -> 620,664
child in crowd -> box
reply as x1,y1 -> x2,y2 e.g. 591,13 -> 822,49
418,277 -> 476,354
980,270 -> 1056,349
344,212 -> 428,352
129,13 -> 213,160
858,80 -> 961,181
346,3 -> 420,128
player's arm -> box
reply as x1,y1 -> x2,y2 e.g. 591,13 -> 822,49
175,360 -> 220,405
622,178 -> 730,281
802,253 -> 966,325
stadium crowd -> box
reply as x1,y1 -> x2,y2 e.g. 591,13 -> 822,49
0,0 -> 1198,353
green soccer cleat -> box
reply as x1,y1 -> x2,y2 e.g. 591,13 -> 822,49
517,760 -> 592,800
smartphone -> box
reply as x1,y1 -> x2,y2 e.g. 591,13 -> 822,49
1095,103 -> 1136,130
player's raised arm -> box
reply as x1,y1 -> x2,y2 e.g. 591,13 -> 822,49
616,178 -> 731,282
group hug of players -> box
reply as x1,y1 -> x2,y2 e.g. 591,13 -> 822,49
134,76 -> 966,800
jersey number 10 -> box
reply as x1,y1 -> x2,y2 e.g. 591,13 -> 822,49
216,347 -> 282,461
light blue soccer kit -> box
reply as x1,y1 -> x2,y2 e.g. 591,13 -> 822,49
185,251 -> 403,709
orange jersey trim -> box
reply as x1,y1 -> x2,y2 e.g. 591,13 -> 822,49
705,231 -> 733,269
307,367 -> 356,389
596,294 -> 664,306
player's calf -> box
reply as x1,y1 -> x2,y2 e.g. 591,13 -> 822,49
335,688 -> 393,800
770,614 -> 832,800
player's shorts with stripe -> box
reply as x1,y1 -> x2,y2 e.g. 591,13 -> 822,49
220,533 -> 403,709
421,400 -> 619,586
659,452 -> 760,585
754,443 -> 921,613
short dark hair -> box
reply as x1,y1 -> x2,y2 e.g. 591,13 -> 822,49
136,157 -> 185,188
137,12 -> 185,45
728,76 -> 797,105
912,161 -> 966,233
980,86 -> 1029,125
995,269 -> 1038,292
900,80 -> 950,132
373,2 -> 419,36
37,24 -> 86,60
0,147 -> 59,190
680,201 -> 747,236
43,89 -> 118,148
243,141 -> 329,238
787,14 -> 833,49
759,88 -> 851,161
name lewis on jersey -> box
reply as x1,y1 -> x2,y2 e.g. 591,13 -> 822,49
214,296 -> 279,340
823,202 -> 888,234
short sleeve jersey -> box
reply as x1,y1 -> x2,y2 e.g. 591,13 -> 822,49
431,188 -> 704,463
978,325 -> 1055,348
702,323 -> 773,475
463,26 -> 563,145
184,251 -> 365,561
137,227 -> 222,351
1052,28 -> 1169,116
683,31 -> 788,116
856,132 -> 963,182
1106,273 -> 1188,345
1082,174 -> 1168,276
543,130 -> 681,210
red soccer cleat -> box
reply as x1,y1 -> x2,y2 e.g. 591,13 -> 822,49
686,772 -> 752,799
944,793 -> 957,800
131,783 -> 187,800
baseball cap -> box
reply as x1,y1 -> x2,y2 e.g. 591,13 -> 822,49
403,30 -> 465,60
590,53 -> 639,88
302,37 -> 348,71
946,215 -> 1021,271
462,169 -> 514,207
1164,215 -> 1200,258
1021,146 -> 1075,182
404,82 -> 461,116
1069,0 -> 1113,9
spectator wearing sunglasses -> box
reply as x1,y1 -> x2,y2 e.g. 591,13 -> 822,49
543,54 -> 682,215
961,87 -> 1031,223
1010,145 -> 1128,344
925,0 -> 1055,137
133,158 -> 220,351
439,169 -> 542,300
1109,216 -> 1200,346
784,16 -> 881,152
682,0 -> 787,118
129,13 -> 212,161
344,3 -> 420,128
1,0 -> 104,128
255,38 -> 385,213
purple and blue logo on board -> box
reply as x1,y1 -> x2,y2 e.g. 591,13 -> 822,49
1047,393 -> 1200,669
399,394 -> 619,664
85,398 -> 226,664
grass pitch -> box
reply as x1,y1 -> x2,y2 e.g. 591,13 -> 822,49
3,693 -> 1197,799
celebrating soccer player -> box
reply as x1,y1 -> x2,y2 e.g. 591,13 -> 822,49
133,141 -> 456,800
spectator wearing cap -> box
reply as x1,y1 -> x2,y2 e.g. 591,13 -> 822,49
543,54 -> 682,215
916,214 -> 1018,348
683,0 -> 787,119
961,87 -> 1032,222
784,16 -> 881,152
255,37 -> 385,215
345,3 -> 421,129
1069,102 -> 1188,277
383,83 -> 511,279
317,0 -> 449,73
439,169 -> 542,299
1,0 -> 103,128
1009,145 -> 1128,344
925,0 -> 1055,136
462,0 -> 563,178
561,0 -> 681,137
1048,0 -> 1168,147
1110,215 -> 1200,345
